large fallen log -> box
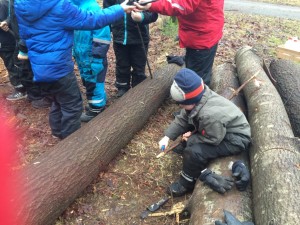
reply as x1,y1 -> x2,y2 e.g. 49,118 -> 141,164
269,59 -> 300,137
11,64 -> 182,225
235,46 -> 300,225
186,63 -> 253,225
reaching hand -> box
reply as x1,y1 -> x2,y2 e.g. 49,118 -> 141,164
232,160 -> 250,191
182,131 -> 192,141
0,21 -> 9,32
199,169 -> 234,194
158,136 -> 170,151
121,0 -> 136,13
134,1 -> 152,10
131,11 -> 143,22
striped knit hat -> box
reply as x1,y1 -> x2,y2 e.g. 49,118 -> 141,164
170,68 -> 205,105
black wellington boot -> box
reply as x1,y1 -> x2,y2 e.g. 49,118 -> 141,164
80,106 -> 105,123
167,174 -> 195,197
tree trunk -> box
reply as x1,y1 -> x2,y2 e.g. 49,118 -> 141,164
235,46 -> 300,225
269,59 -> 300,137
11,64 -> 183,225
186,63 -> 253,225
210,62 -> 248,115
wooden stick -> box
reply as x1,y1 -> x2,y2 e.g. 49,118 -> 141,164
228,71 -> 258,100
148,201 -> 186,217
156,130 -> 197,158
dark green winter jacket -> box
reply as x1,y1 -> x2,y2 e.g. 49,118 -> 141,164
165,86 -> 251,149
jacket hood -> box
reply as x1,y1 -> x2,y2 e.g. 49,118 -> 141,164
16,0 -> 61,21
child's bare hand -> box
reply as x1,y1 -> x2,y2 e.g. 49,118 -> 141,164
0,21 -> 9,32
182,131 -> 192,141
121,0 -> 136,13
131,11 -> 142,22
134,1 -> 152,11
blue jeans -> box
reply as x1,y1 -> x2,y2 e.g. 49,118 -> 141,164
185,43 -> 218,86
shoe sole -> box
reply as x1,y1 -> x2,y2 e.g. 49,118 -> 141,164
6,95 -> 28,101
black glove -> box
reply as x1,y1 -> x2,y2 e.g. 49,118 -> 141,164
199,169 -> 234,194
232,160 -> 250,191
215,210 -> 254,225
166,55 -> 185,66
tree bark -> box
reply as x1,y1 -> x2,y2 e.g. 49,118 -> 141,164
269,59 -> 300,137
11,64 -> 183,225
186,63 -> 253,225
235,46 -> 300,225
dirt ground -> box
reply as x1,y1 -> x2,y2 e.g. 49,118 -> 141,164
1,11 -> 300,225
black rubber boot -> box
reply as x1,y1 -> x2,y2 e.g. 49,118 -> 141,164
116,88 -> 129,98
80,107 -> 105,123
167,174 -> 195,197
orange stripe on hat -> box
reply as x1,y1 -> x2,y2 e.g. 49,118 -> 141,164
185,82 -> 204,100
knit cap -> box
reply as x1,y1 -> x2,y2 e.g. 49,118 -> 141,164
170,68 -> 205,105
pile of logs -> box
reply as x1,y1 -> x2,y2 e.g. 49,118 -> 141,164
234,47 -> 299,224
11,46 -> 300,225
181,47 -> 300,225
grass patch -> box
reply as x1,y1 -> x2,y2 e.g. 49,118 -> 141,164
250,0 -> 300,7
161,17 -> 178,38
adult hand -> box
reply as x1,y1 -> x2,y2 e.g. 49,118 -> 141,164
199,168 -> 234,194
0,21 -> 9,32
158,136 -> 170,151
232,160 -> 250,191
131,11 -> 142,22
121,0 -> 136,13
134,1 -> 152,10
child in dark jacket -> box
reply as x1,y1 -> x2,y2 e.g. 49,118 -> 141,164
159,68 -> 251,197
104,0 -> 158,97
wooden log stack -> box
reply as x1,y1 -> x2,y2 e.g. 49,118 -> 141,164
235,46 -> 300,225
269,59 -> 300,137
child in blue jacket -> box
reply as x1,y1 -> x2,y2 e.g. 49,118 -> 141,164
72,0 -> 112,122
15,0 -> 135,139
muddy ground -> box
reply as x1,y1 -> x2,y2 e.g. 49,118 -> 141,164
1,11 -> 300,225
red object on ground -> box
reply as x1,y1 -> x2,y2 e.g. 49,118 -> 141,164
0,102 -> 23,225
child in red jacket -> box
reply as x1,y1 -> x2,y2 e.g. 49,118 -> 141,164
135,0 -> 224,86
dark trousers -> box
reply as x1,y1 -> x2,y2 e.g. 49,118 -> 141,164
185,43 -> 218,86
0,50 -> 20,87
1,45 -> 43,100
15,57 -> 43,100
39,72 -> 83,139
113,42 -> 148,90
182,140 -> 243,179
